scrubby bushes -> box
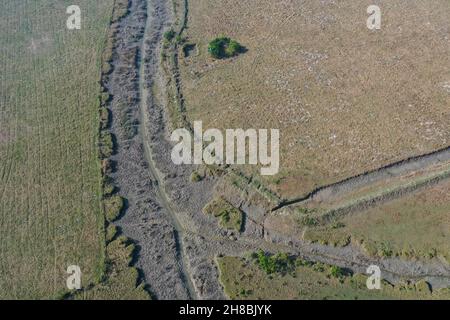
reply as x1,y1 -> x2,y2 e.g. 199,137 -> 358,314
329,265 -> 346,279
164,29 -> 176,41
190,171 -> 203,182
106,224 -> 118,243
252,251 -> 350,280
104,195 -> 124,222
111,0 -> 129,23
102,181 -> 115,197
203,197 -> 243,232
254,250 -> 295,275
300,216 -> 319,227
99,107 -> 110,130
99,131 -> 114,159
208,37 -> 245,59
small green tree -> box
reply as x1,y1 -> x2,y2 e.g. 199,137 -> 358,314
256,251 -> 294,275
208,37 -> 244,59
257,250 -> 275,274
164,29 -> 176,41
329,265 -> 346,279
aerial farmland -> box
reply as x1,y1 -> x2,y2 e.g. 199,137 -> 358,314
0,0 -> 449,304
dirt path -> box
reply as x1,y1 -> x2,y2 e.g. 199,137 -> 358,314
138,0 -> 196,298
106,0 -> 192,300
273,146 -> 450,212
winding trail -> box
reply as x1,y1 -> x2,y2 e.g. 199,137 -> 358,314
138,0 -> 196,299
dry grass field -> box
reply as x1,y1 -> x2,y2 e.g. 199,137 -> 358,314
304,179 -> 450,262
178,0 -> 450,199
0,0 -> 114,298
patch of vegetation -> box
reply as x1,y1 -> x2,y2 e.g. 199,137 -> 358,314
183,43 -> 196,58
99,131 -> 114,159
297,207 -> 317,215
208,37 -> 245,59
203,197 -> 243,232
99,107 -> 110,130
104,195 -> 124,223
217,256 -> 450,300
164,29 -> 176,42
175,35 -> 184,44
332,221 -> 345,229
111,0 -> 129,23
190,170 -> 203,182
74,236 -> 149,300
303,226 -> 352,247
106,224 -> 118,243
102,181 -> 116,197
252,251 -> 295,275
329,265 -> 347,279
378,241 -> 394,258
300,216 -> 319,227
118,105 -> 137,139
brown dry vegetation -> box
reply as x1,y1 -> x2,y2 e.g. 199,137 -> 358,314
178,0 -> 450,199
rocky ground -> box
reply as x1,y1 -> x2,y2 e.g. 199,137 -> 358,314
104,0 -> 260,300
105,0 -> 450,300
105,0 -> 190,299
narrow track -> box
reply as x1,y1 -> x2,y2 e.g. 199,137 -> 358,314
273,146 -> 450,212
138,0 -> 197,299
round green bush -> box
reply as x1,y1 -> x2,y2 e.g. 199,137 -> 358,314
208,37 -> 244,59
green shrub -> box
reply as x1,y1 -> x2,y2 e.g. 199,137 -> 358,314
100,92 -> 110,107
329,265 -> 346,279
208,37 -> 244,59
190,171 -> 203,182
106,224 -> 118,243
297,207 -> 317,215
99,131 -> 114,159
104,195 -> 124,222
164,29 -> 176,41
226,40 -> 241,56
175,35 -> 183,44
332,222 -> 345,229
103,182 -> 115,197
301,216 -> 319,227
378,241 -> 393,258
99,107 -> 110,130
203,197 -> 243,232
255,250 -> 295,275
295,258 -> 314,267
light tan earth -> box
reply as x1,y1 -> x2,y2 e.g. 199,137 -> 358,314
179,0 -> 450,199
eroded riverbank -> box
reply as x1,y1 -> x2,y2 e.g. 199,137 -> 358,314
104,0 -> 450,299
